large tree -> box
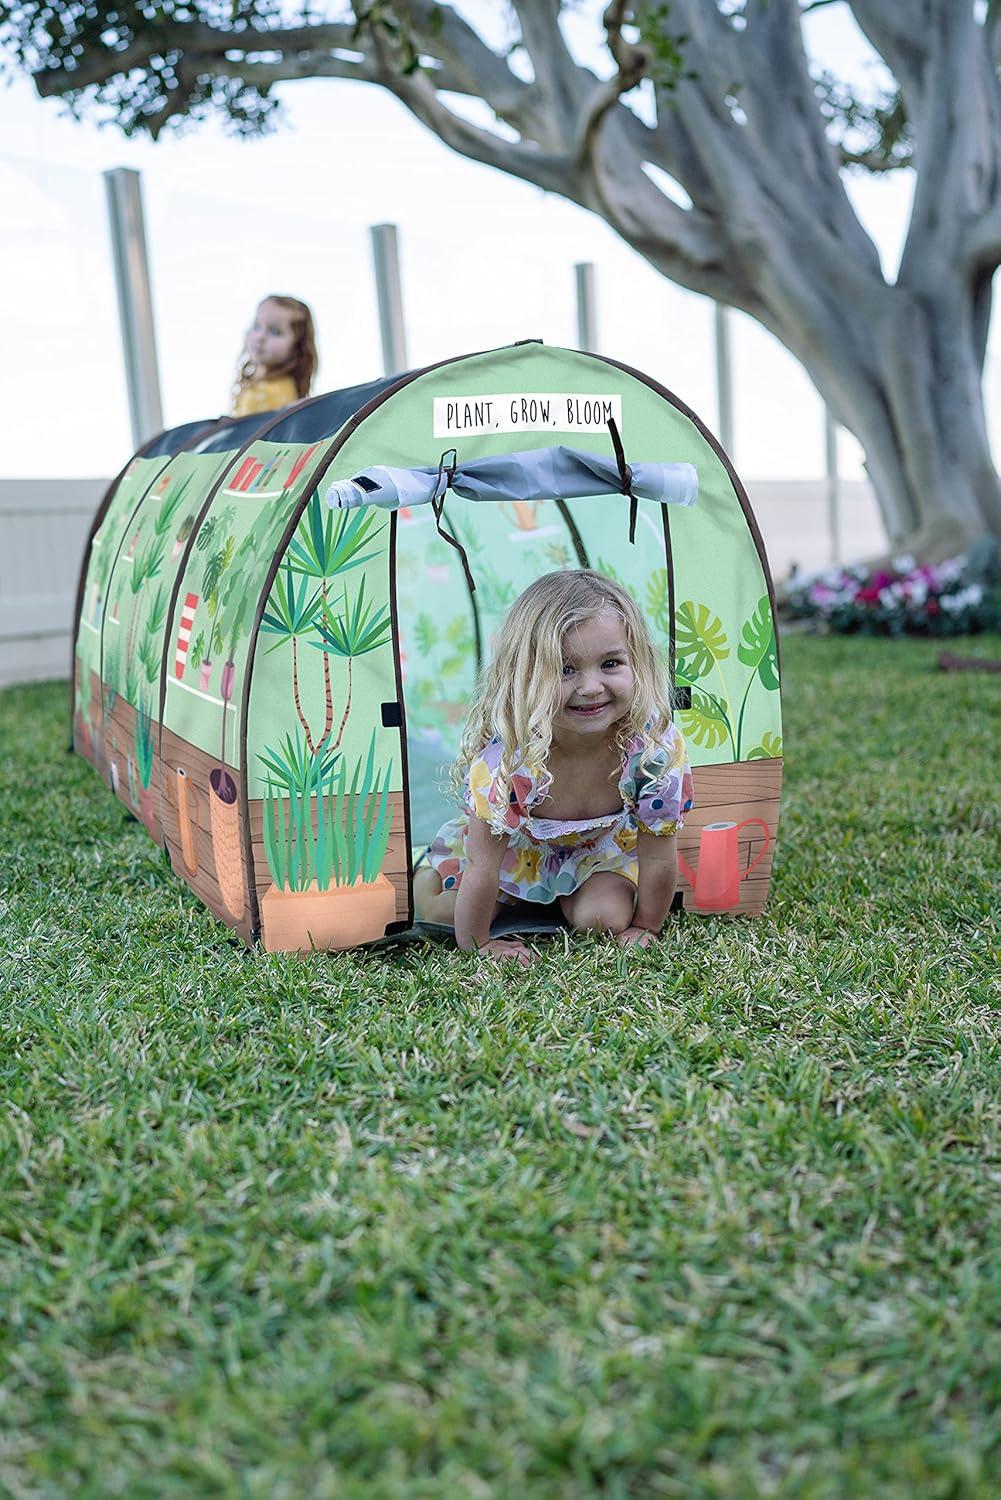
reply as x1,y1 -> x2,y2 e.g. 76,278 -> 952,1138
4,0 -> 1000,558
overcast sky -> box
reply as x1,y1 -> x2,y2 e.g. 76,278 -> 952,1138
2,2 -> 996,484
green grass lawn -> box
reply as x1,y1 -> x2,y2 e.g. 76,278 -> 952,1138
1,634 -> 999,1498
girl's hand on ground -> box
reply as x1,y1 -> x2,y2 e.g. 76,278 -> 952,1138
616,925 -> 658,948
478,937 -> 537,966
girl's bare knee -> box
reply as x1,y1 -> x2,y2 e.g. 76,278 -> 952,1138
414,865 -> 445,921
569,905 -> 630,935
563,877 -> 634,935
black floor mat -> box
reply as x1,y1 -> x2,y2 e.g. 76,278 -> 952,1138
413,903 -> 569,941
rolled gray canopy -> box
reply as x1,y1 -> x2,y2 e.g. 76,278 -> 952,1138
324,445 -> 698,512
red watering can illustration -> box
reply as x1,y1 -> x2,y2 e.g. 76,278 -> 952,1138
677,818 -> 771,912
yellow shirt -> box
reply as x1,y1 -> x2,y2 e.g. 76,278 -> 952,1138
231,375 -> 300,417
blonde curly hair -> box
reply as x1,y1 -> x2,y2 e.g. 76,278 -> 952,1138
453,569 -> 674,828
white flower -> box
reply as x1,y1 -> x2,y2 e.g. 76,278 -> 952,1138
940,584 -> 983,613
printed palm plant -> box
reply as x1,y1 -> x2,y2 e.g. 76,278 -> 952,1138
312,577 -> 393,746
262,731 -> 393,893
137,584 -> 168,685
86,476 -> 143,625
260,498 -> 389,756
124,529 -> 167,687
102,635 -> 121,719
124,656 -> 141,713
151,475 -> 192,550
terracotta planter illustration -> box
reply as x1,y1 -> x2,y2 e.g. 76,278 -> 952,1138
261,874 -> 395,953
209,768 -> 245,921
176,767 -> 200,876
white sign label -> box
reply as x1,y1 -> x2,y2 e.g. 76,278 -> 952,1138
433,393 -> 622,439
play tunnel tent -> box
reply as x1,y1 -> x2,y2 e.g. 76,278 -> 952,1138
72,341 -> 783,952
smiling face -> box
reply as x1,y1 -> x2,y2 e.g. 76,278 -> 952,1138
555,609 -> 635,743
244,298 -> 298,375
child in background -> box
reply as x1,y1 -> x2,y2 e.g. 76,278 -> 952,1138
231,295 -> 318,417
414,569 -> 694,965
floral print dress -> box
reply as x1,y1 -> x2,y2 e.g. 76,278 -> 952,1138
427,725 -> 694,905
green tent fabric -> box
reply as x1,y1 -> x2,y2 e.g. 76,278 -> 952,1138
72,339 -> 783,953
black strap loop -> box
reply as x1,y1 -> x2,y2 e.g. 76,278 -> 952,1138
608,418 -> 637,544
430,448 -> 476,594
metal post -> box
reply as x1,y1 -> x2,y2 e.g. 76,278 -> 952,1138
369,223 -> 409,375
574,262 -> 598,352
103,168 -> 163,448
825,409 -> 841,564
714,302 -> 734,456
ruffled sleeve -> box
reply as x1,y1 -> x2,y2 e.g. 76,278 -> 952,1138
622,723 -> 694,836
464,738 -> 540,833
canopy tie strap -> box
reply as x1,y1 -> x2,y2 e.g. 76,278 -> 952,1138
607,418 -> 637,543
430,447 -> 477,595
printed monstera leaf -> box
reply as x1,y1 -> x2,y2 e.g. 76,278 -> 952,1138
645,569 -> 671,637
737,597 -> 780,690
746,732 -> 783,760
674,601 -> 730,680
679,688 -> 732,749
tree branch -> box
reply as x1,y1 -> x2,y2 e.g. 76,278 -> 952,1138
846,0 -> 931,104
575,0 -> 652,165
988,0 -> 1001,66
362,43 -> 580,198
897,6 -> 1001,281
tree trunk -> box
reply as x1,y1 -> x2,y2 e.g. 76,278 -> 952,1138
18,0 -> 1001,566
799,280 -> 1001,559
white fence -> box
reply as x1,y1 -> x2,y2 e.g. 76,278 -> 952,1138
0,478 -> 107,688
0,475 -> 885,689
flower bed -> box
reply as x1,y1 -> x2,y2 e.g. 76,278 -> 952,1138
782,553 -> 1001,636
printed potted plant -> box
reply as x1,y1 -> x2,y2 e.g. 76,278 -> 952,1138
189,506 -> 236,695
256,497 -> 397,950
134,696 -> 157,837
260,730 -> 395,951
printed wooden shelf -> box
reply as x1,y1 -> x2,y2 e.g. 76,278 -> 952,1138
679,758 -> 783,917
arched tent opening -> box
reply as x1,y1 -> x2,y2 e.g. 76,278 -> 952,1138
72,341 -> 782,953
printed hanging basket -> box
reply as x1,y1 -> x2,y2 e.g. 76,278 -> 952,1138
209,768 -> 246,921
